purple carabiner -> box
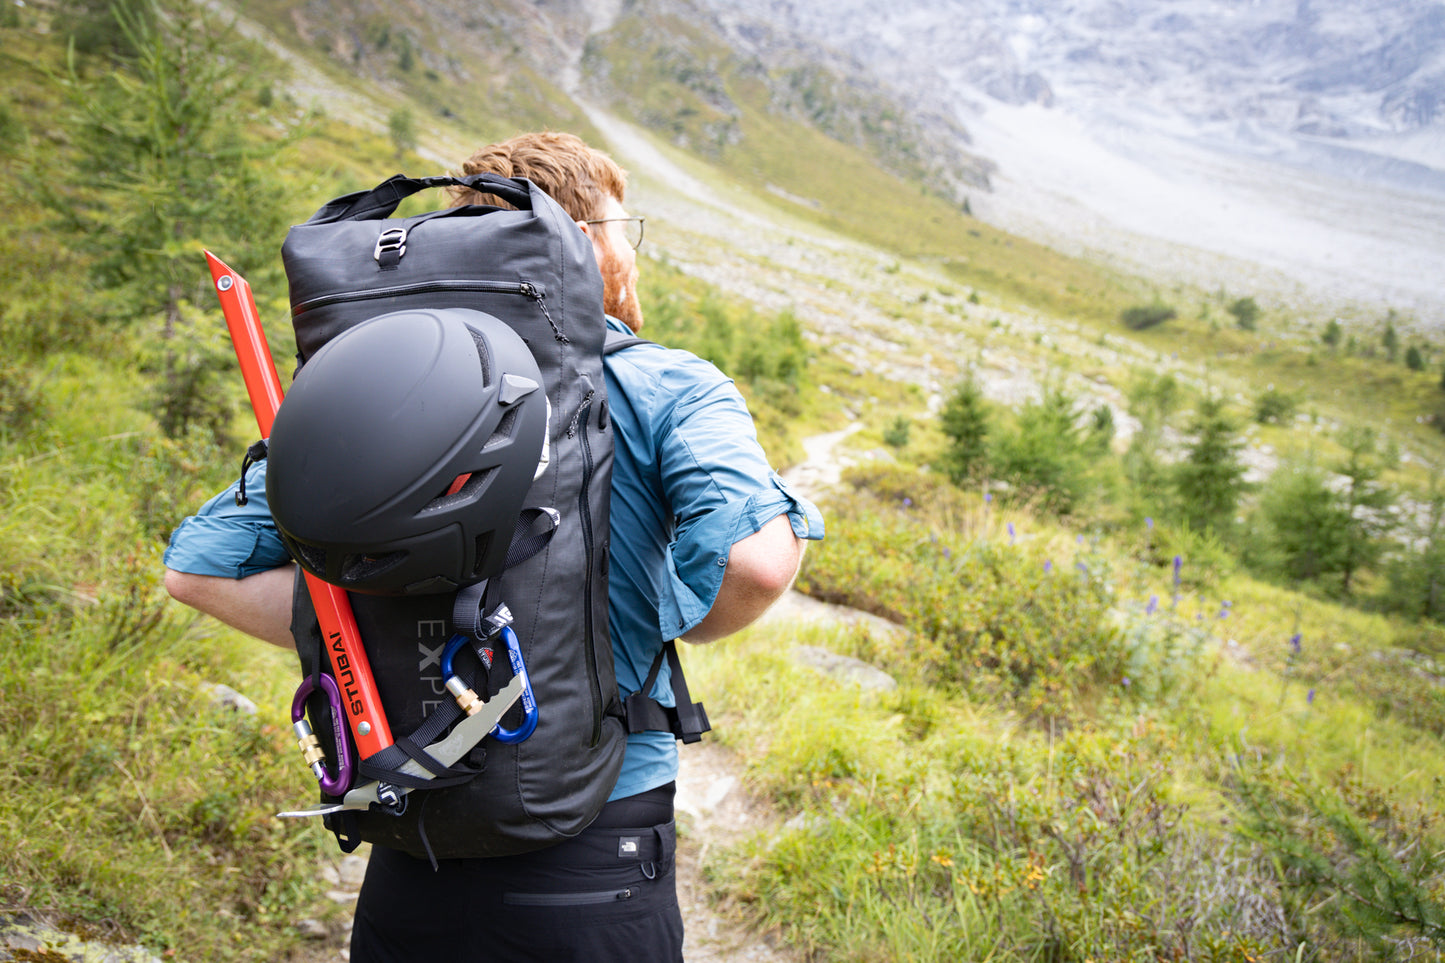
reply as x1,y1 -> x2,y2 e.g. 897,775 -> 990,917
290,674 -> 354,797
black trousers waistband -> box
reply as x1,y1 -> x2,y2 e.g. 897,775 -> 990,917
589,781 -> 675,829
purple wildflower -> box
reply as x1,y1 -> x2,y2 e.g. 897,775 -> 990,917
903,497 -> 912,508
1172,556 -> 1183,585
1043,560 -> 1053,573
984,492 -> 993,504
1122,677 -> 1131,688
1145,595 -> 1158,615
1289,633 -> 1302,655
1145,517 -> 1153,530
1007,522 -> 1016,543
1307,689 -> 1316,704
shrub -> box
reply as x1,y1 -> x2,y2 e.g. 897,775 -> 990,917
1228,296 -> 1261,331
1120,302 -> 1177,330
882,415 -> 910,448
1254,386 -> 1298,425
800,468 -> 1140,720
1322,318 -> 1343,347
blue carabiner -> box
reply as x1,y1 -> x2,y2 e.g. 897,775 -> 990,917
491,626 -> 538,743
439,628 -> 537,744
290,673 -> 354,797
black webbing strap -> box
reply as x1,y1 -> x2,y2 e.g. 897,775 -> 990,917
357,733 -> 478,791
624,641 -> 711,745
505,507 -> 560,567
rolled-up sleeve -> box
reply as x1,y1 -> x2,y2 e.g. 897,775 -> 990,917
163,462 -> 292,578
648,367 -> 824,640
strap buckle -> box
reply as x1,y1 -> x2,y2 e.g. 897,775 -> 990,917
373,227 -> 407,268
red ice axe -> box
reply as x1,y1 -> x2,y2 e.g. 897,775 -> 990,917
204,250 -> 394,761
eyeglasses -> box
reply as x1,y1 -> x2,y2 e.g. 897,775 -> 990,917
583,216 -> 645,251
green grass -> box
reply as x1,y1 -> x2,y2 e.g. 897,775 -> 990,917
684,473 -> 1445,961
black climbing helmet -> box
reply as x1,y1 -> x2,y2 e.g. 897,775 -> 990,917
266,307 -> 548,596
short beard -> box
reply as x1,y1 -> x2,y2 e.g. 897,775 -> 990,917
598,246 -> 643,333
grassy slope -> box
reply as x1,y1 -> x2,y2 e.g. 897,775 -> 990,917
3,3 -> 1444,960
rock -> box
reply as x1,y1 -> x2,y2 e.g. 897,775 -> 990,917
792,645 -> 897,691
0,912 -> 163,962
205,683 -> 258,715
337,854 -> 369,888
296,918 -> 329,940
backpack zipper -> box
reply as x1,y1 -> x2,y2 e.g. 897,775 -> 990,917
292,279 -> 569,343
573,389 -> 604,747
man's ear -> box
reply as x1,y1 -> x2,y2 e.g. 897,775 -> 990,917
575,219 -> 593,238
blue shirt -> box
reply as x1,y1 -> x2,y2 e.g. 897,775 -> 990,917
165,315 -> 823,800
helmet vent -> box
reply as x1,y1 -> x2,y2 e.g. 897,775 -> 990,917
468,326 -> 493,386
484,407 -> 518,450
340,551 -> 409,585
421,467 -> 496,515
292,541 -> 328,575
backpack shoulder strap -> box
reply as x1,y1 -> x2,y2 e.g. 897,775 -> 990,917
623,641 -> 711,745
603,330 -> 651,355
602,329 -> 708,743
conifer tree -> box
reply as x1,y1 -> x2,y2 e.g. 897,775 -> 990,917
990,385 -> 1092,514
37,0 -> 300,440
1334,426 -> 1395,595
1173,395 -> 1246,532
1387,488 -> 1444,622
1256,459 -> 1350,583
1124,371 -> 1178,516
40,0 -> 294,331
939,375 -> 990,485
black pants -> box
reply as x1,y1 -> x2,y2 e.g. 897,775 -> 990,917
350,784 -> 683,962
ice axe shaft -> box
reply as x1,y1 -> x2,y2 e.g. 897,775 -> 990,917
204,250 -> 394,760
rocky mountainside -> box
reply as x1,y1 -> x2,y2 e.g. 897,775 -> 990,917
692,0 -> 1445,318
701,0 -> 1445,166
231,0 -> 1443,316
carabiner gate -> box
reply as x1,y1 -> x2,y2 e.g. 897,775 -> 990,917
490,626 -> 538,744
290,674 -> 355,797
439,626 -> 537,744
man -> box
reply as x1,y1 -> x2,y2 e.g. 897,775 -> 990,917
164,131 -> 823,961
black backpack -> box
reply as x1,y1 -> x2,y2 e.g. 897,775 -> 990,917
273,173 -> 706,862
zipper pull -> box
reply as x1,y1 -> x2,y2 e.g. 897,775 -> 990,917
566,389 -> 596,439
521,282 -> 569,344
